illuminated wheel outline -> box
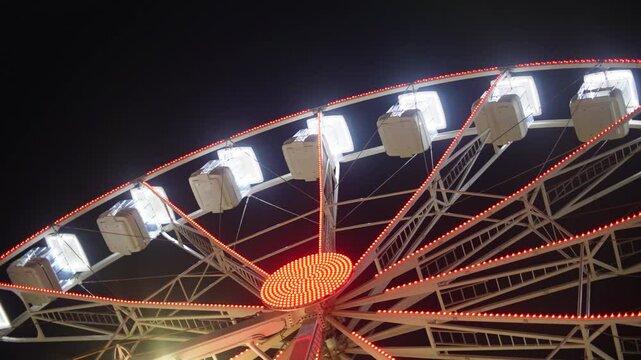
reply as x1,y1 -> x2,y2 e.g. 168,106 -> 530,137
0,59 -> 639,360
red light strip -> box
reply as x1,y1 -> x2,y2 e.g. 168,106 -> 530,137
515,58 -> 641,68
0,181 -> 131,262
382,211 -> 640,294
273,349 -> 285,359
377,309 -> 641,321
317,111 -> 324,253
0,281 -> 263,310
229,348 -> 252,360
142,182 -> 269,277
145,109 -> 313,175
350,331 -> 396,360
2,58 -> 639,265
374,106 -> 641,278
353,72 -> 506,270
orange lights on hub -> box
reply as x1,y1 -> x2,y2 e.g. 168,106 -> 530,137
260,253 -> 353,309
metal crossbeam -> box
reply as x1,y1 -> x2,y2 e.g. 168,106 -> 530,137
340,108 -> 641,306
335,311 -> 641,359
336,214 -> 640,309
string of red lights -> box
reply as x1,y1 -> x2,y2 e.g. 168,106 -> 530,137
1,58 -> 639,300
317,111 -> 324,253
376,309 -> 641,321
352,71 -> 506,272
380,211 -> 640,295
141,181 -> 269,277
0,282 -> 262,311
372,106 -> 641,279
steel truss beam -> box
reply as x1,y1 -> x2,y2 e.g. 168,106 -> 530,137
336,310 -> 641,359
0,282 -> 261,349
336,213 -> 640,309
339,108 -> 641,306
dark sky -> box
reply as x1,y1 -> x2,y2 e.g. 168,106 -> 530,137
1,2 -> 640,359
4,2 -> 639,250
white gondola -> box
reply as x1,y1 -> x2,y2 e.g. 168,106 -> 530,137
283,115 -> 351,180
7,247 -> 71,306
571,70 -> 639,142
189,147 -> 263,213
130,186 -> 173,225
377,91 -> 445,157
474,76 -> 541,145
97,200 -> 157,255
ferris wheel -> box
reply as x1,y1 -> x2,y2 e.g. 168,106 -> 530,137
1,58 -> 641,360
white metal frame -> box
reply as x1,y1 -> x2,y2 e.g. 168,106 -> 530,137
1,60 -> 640,360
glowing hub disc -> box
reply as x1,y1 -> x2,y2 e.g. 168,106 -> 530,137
260,252 -> 353,309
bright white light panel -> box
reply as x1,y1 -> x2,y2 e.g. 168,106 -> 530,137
130,186 -> 172,225
0,303 -> 10,330
490,76 -> 542,117
217,147 -> 264,187
45,233 -> 90,273
579,70 -> 639,112
306,115 -> 354,156
397,92 -> 447,130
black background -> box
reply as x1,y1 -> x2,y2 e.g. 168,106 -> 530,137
2,2 -> 640,359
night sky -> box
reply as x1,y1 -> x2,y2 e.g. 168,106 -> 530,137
2,2 -> 640,359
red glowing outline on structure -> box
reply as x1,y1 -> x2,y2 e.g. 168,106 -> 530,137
376,309 -> 641,321
353,72 -> 505,270
0,282 -> 262,310
1,58 -> 639,267
317,111 -> 324,253
141,181 -> 268,277
373,106 -> 641,278
380,211 -> 640,294
229,348 -> 252,360
350,330 -> 396,360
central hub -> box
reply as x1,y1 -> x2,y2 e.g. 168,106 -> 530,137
260,253 -> 353,309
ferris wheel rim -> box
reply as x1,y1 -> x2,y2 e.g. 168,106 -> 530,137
2,58 -> 640,267
1,58 -> 641,360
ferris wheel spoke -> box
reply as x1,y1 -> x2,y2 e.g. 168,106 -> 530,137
339,107 -> 641,305
140,182 -> 268,296
326,316 -> 395,360
139,310 -> 302,360
541,136 -> 641,220
334,211 -> 640,310
227,325 -> 298,360
274,315 -> 325,360
345,72 -> 507,291
0,282 -> 261,356
338,201 -> 564,306
341,210 -> 582,334
335,309 -> 641,360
